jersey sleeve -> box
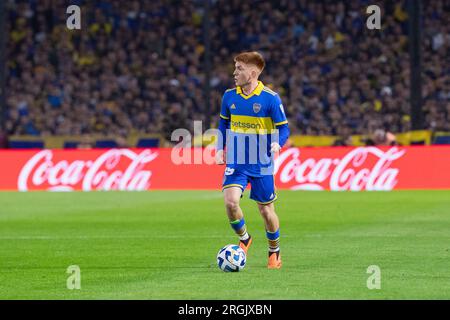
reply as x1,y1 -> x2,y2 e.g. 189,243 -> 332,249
219,93 -> 230,120
270,94 -> 288,126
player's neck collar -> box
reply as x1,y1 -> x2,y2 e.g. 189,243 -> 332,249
236,81 -> 264,99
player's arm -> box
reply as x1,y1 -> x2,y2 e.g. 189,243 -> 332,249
270,94 -> 290,154
216,94 -> 230,164
273,123 -> 290,151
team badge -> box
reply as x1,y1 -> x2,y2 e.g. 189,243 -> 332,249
253,103 -> 261,113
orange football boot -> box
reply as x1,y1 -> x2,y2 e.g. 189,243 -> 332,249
267,251 -> 282,269
239,235 -> 252,255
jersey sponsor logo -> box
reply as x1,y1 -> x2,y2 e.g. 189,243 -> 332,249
225,167 -> 235,175
231,120 -> 262,130
230,115 -> 275,134
230,104 -> 236,109
279,104 -> 285,115
253,103 -> 261,113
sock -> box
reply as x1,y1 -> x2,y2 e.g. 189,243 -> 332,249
266,229 -> 280,254
230,218 -> 250,241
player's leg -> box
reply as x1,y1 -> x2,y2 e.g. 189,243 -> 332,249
223,186 -> 244,221
249,175 -> 282,269
223,187 -> 253,253
257,202 -> 282,269
222,171 -> 252,254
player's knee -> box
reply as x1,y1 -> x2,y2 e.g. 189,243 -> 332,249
258,205 -> 275,219
225,199 -> 240,213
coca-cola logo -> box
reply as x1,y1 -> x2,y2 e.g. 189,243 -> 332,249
274,147 -> 406,191
18,149 -> 158,191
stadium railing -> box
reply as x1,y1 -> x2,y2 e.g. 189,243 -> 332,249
5,130 -> 450,149
433,132 -> 450,145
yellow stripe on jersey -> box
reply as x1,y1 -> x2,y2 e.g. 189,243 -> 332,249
230,115 -> 275,134
274,120 -> 288,126
220,114 -> 230,120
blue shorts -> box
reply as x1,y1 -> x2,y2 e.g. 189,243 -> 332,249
222,168 -> 277,204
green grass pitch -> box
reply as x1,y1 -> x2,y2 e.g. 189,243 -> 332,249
0,190 -> 449,299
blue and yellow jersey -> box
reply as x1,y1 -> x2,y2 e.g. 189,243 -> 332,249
219,81 -> 288,177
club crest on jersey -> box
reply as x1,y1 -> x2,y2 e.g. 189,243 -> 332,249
253,103 -> 261,113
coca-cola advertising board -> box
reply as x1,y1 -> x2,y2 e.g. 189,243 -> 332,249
0,146 -> 449,191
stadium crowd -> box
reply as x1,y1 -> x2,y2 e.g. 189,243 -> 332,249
4,0 -> 450,145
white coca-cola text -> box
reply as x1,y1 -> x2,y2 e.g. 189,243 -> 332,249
18,149 -> 158,191
274,147 -> 406,191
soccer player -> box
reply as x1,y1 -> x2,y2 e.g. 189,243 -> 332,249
216,51 -> 290,269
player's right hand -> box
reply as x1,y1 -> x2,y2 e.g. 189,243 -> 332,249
215,149 -> 225,165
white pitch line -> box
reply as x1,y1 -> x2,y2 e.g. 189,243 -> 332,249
0,235 -> 231,240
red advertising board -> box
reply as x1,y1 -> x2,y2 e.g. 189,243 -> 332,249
0,146 -> 449,191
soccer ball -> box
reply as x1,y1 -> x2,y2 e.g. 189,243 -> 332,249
217,244 -> 246,272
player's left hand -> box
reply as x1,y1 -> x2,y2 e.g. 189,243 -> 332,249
270,142 -> 281,154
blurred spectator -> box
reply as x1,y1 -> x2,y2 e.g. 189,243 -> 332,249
365,129 -> 398,146
77,134 -> 93,149
115,135 -> 129,148
333,135 -> 353,146
0,129 -> 8,148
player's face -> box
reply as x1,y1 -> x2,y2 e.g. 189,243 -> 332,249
233,61 -> 253,87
